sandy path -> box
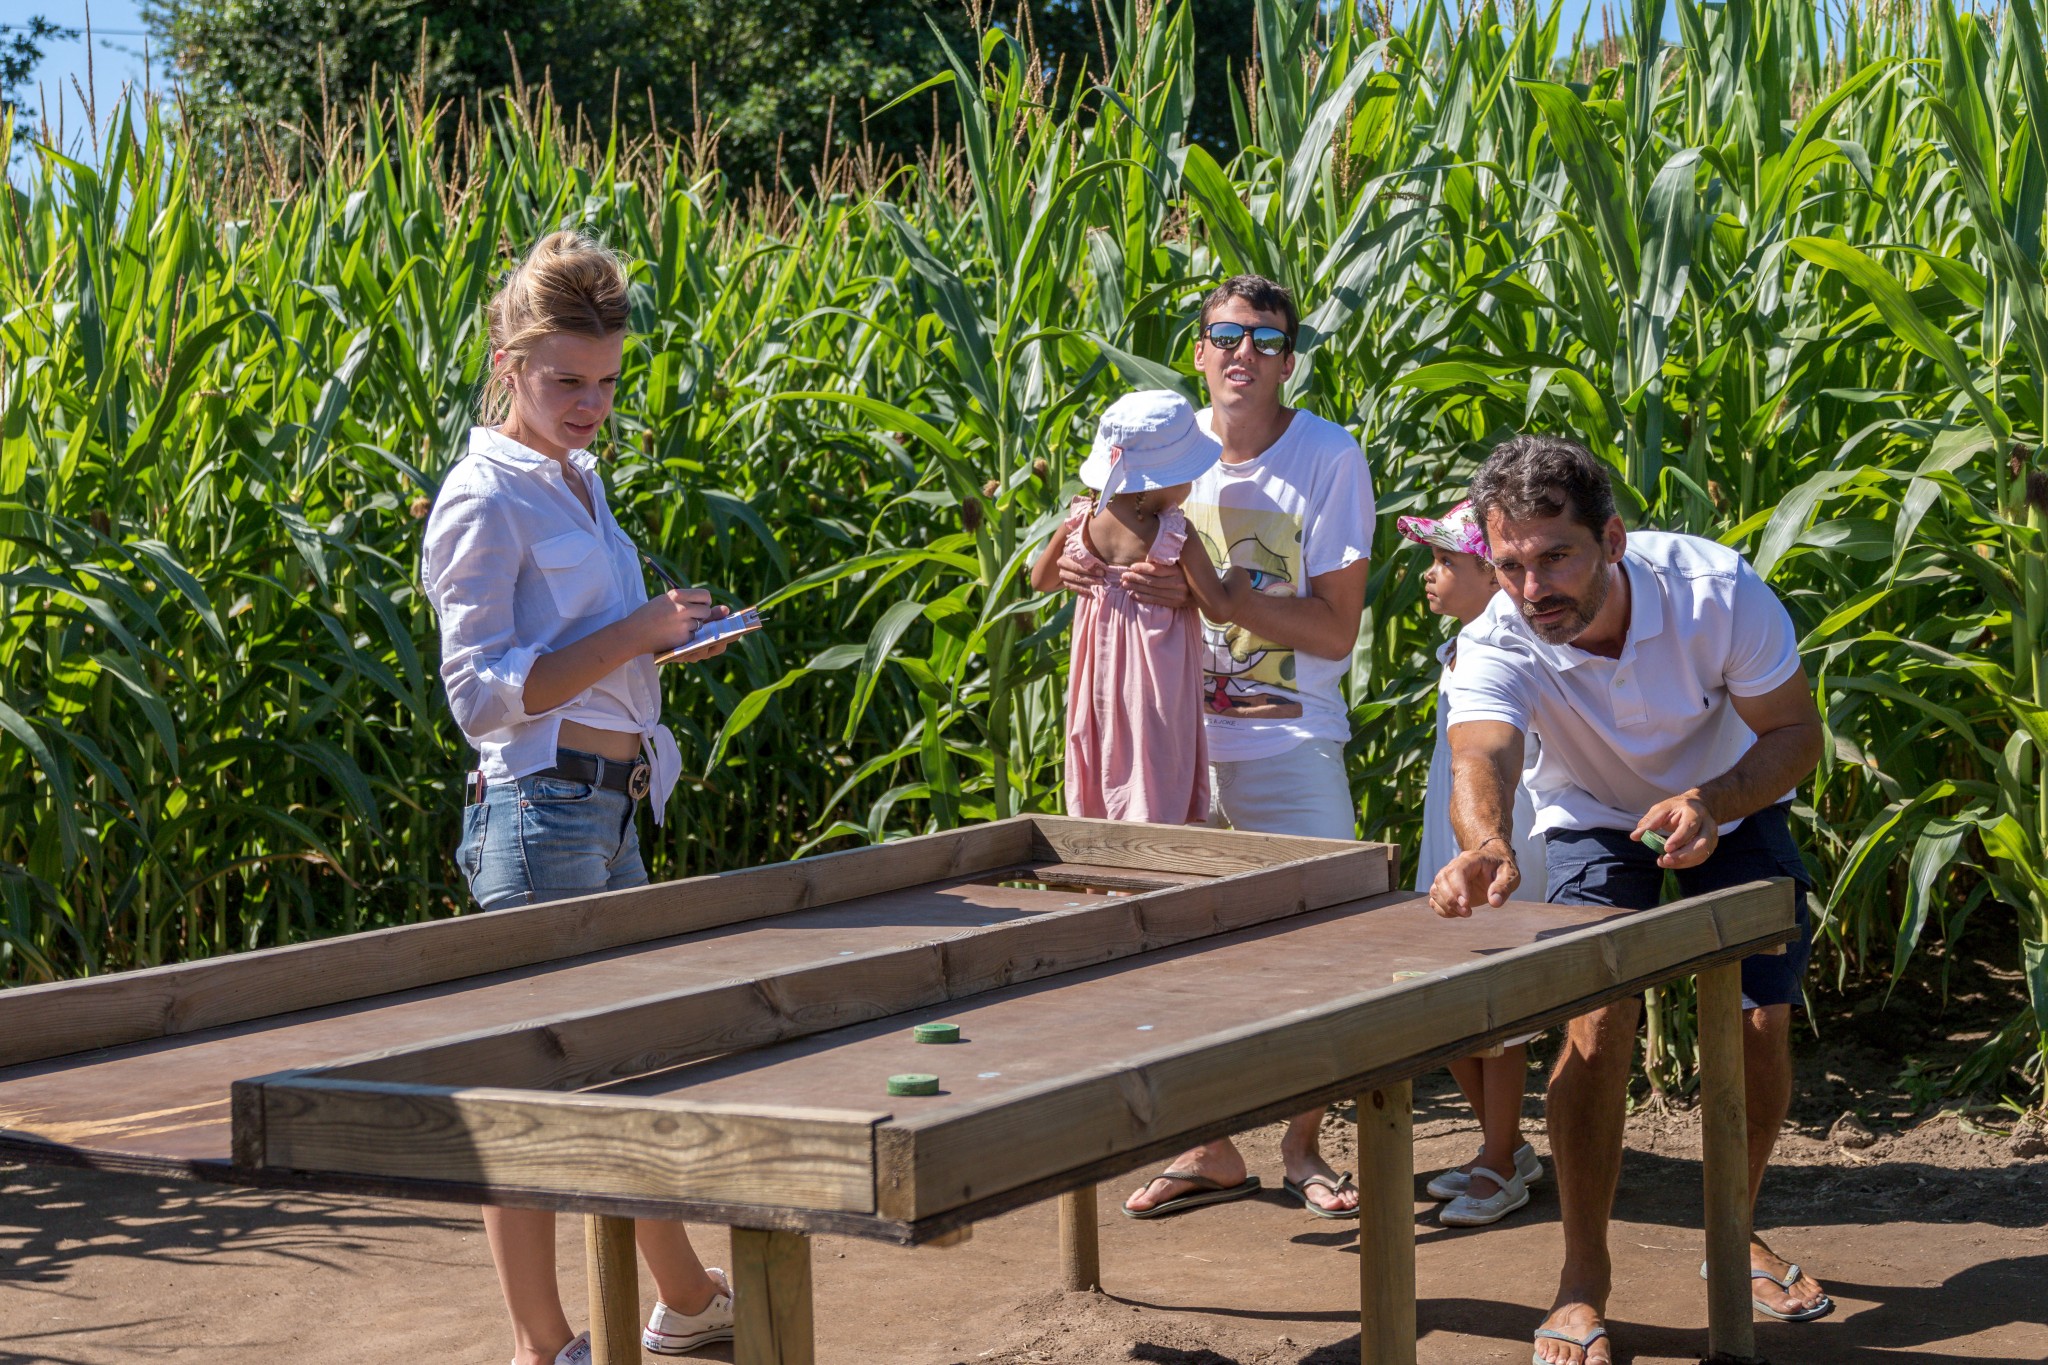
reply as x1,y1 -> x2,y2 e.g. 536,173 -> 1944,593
4,1082 -> 2043,1364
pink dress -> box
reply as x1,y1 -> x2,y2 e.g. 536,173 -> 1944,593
1060,496 -> 1209,823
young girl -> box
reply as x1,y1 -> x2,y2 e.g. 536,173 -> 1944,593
1399,499 -> 1549,1227
422,231 -> 736,1365
1030,390 -> 1230,823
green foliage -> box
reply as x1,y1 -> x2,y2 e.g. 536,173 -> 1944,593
139,0 -> 1258,186
6,0 -> 2048,1111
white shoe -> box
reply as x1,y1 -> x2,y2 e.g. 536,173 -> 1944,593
514,1333 -> 591,1365
1439,1166 -> 1530,1226
1425,1142 -> 1542,1199
644,1268 -> 736,1354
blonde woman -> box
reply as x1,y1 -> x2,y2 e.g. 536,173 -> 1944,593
422,231 -> 735,1364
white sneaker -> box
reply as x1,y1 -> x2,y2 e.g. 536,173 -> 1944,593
1425,1142 -> 1543,1199
514,1333 -> 591,1365
1439,1166 -> 1530,1226
644,1268 -> 736,1354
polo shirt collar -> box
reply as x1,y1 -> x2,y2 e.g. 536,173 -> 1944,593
1622,549 -> 1664,645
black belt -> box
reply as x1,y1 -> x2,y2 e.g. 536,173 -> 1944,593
468,749 -> 650,804
542,749 -> 651,799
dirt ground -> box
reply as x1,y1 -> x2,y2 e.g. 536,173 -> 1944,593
4,1059 -> 2043,1365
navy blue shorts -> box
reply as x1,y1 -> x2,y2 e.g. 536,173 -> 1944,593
1543,803 -> 1813,1010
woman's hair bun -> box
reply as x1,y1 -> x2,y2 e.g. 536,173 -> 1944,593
482,231 -> 630,416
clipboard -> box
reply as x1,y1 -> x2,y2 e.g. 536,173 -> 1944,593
655,606 -> 764,664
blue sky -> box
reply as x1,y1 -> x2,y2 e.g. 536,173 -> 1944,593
4,0 -> 153,157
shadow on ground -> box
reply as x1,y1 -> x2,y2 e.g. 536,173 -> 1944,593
0,1163 -> 477,1365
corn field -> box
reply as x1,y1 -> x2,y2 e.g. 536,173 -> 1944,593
2,0 -> 2045,1111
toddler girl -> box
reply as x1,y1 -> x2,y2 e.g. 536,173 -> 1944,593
1030,390 -> 1228,823
1400,499 -> 1548,1227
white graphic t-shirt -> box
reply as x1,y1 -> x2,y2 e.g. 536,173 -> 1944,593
1184,408 -> 1377,763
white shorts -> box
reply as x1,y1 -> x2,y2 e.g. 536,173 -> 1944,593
1207,738 -> 1356,841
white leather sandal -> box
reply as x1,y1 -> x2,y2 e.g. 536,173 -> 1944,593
1439,1165 -> 1530,1225
1426,1141 -> 1542,1199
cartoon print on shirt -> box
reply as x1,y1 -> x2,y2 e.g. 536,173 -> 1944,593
1184,502 -> 1306,720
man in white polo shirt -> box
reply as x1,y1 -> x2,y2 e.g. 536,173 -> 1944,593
1429,435 -> 1830,1365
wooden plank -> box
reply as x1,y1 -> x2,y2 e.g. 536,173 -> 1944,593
1357,1082 -> 1416,1365
238,846 -> 1386,1203
586,1214 -> 641,1365
1697,961 -> 1757,1362
1028,815 -> 1376,877
287,842 -> 1391,1095
1016,862 -> 1212,891
246,1078 -> 885,1212
732,1228 -> 815,1365
874,881 -> 1794,1220
0,872 -> 1096,1167
1058,1185 -> 1100,1292
0,818 -> 1038,1068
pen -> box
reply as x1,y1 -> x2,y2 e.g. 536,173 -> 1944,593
641,552 -> 687,593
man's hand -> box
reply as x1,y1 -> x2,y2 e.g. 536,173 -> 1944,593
1636,791 -> 1718,868
1055,553 -> 1105,594
1428,841 -> 1520,918
1118,558 -> 1191,608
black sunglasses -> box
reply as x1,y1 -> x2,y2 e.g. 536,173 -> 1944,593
1201,321 -> 1292,357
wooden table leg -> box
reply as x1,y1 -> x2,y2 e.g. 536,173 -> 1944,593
1358,1081 -> 1417,1365
584,1214 -> 640,1365
1058,1184 -> 1101,1291
733,1226 -> 815,1365
1698,961 -> 1759,1363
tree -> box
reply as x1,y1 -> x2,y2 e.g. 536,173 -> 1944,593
143,0 -> 1261,183
1,16 -> 80,143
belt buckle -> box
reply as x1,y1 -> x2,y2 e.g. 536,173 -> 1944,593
627,762 -> 651,801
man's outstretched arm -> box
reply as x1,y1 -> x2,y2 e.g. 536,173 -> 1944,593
1428,719 -> 1528,917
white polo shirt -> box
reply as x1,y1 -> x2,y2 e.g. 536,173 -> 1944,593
1444,531 -> 1803,836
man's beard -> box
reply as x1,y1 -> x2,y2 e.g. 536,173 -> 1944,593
1521,564 -> 1609,644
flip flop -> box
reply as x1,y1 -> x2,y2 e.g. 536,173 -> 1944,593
1121,1169 -> 1262,1220
1531,1323 -> 1606,1364
1282,1171 -> 1360,1220
1699,1259 -> 1837,1321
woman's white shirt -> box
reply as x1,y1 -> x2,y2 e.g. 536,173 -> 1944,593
421,426 -> 681,821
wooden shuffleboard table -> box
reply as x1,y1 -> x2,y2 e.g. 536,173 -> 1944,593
0,815 -> 1796,1364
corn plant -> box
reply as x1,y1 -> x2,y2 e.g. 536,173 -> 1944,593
3,0 -> 2045,1113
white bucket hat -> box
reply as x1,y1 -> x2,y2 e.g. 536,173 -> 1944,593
1077,390 -> 1222,499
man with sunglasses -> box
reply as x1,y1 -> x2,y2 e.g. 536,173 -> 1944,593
1065,275 -> 1375,1220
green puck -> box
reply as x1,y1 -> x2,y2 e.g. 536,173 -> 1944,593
887,1073 -> 940,1096
912,1022 -> 961,1044
1392,970 -> 1429,981
1641,829 -> 1668,854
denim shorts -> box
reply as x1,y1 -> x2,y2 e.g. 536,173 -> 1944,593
455,769 -> 648,912
1543,802 -> 1813,1010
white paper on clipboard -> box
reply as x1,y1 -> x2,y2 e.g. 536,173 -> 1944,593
655,607 -> 764,664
